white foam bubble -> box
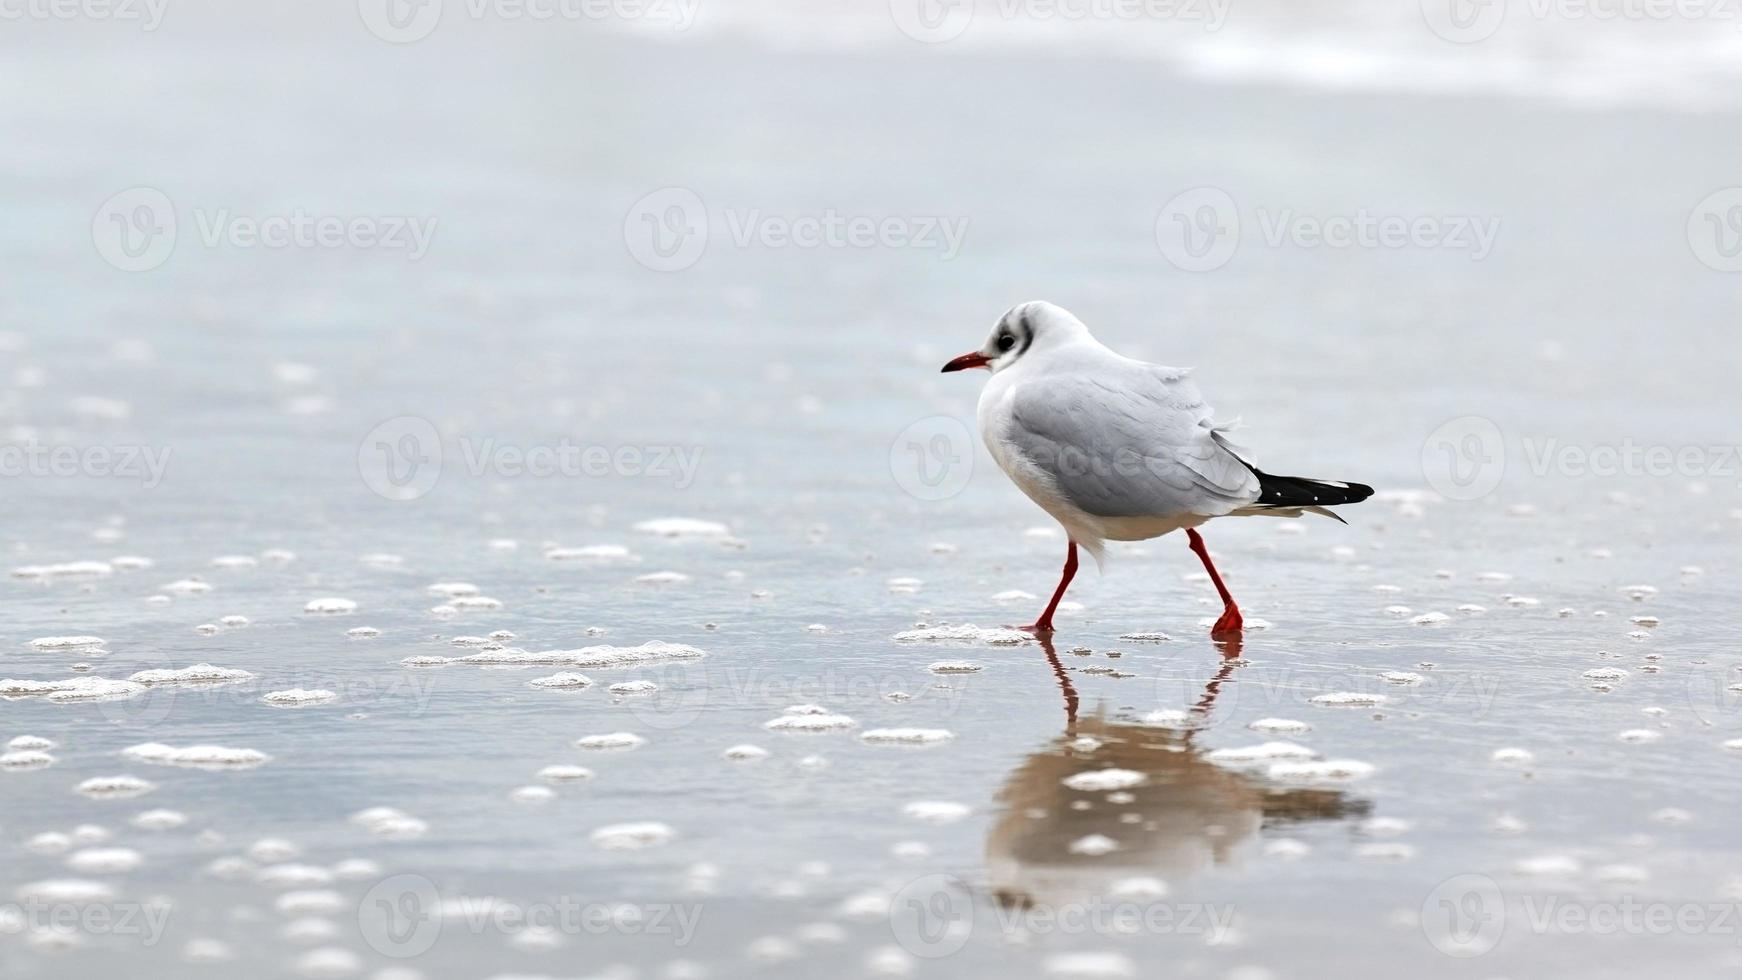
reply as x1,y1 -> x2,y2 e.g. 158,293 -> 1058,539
1410,612 -> 1450,626
891,625 -> 1031,645
609,680 -> 660,695
926,660 -> 983,674
764,712 -> 857,732
462,640 -> 706,669
12,561 -> 115,581
349,807 -> 428,839
8,735 -> 56,750
723,744 -> 770,760
635,518 -> 730,538
1069,833 -> 1120,856
860,728 -> 954,744
426,582 -> 480,598
261,689 -> 338,706
510,785 -> 556,804
1267,759 -> 1376,783
16,878 -> 116,903
536,765 -> 594,782
400,656 -> 451,667
901,801 -> 969,824
590,821 -> 675,850
1309,692 -> 1388,707
346,627 -> 380,638
636,571 -> 691,585
1491,747 -> 1534,766
545,545 -> 636,562
44,678 -> 148,702
29,636 -> 107,650
529,672 -> 593,689
1359,816 -> 1413,837
250,838 -> 301,862
1617,729 -> 1663,743
1379,671 -> 1424,686
1247,718 -> 1311,734
575,732 -> 646,751
162,578 -> 212,595
133,809 -> 188,830
1265,838 -> 1312,859
1062,768 -> 1147,791
76,775 -> 156,798
122,743 -> 269,769
0,750 -> 55,769
129,664 -> 253,685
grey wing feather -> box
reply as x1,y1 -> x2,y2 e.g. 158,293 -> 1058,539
1003,365 -> 1260,519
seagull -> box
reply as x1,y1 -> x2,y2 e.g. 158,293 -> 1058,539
941,301 -> 1373,637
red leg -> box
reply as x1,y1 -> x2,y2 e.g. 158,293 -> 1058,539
1021,540 -> 1078,634
1185,528 -> 1243,637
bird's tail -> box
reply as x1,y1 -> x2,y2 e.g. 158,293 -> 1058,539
1232,470 -> 1374,524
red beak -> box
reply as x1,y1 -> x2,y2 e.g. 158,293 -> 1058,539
940,351 -> 992,373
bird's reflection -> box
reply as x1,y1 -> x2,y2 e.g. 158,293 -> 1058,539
986,634 -> 1369,909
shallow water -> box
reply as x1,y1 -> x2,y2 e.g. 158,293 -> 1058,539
5,15 -> 1742,980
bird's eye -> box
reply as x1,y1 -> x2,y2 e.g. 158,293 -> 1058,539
996,333 -> 1016,352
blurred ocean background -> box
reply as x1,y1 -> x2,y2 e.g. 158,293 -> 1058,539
4,3 -> 1742,979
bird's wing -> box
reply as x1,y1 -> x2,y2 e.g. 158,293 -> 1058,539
998,364 -> 1260,520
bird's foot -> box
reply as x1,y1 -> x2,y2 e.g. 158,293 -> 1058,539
1209,606 -> 1244,638
1015,622 -> 1056,636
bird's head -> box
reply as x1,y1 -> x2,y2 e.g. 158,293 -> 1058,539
940,301 -> 1089,375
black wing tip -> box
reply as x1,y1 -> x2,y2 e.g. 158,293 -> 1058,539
1254,471 -> 1374,508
